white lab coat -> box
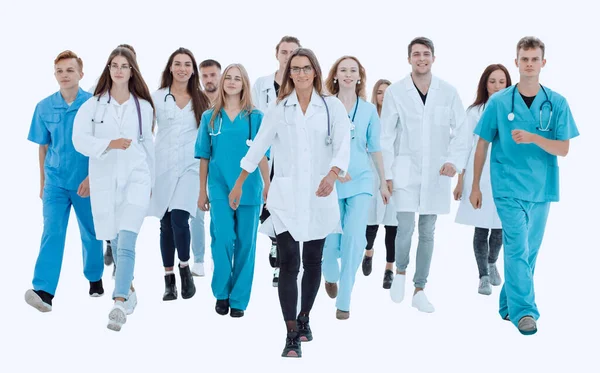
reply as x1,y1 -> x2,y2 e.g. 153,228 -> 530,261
251,73 -> 277,114
454,105 -> 502,229
148,88 -> 200,219
240,88 -> 351,242
367,156 -> 398,226
73,93 -> 155,240
380,75 -> 469,215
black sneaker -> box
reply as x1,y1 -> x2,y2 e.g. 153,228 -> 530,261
215,299 -> 230,315
25,289 -> 53,312
362,255 -> 373,276
230,308 -> 244,318
272,269 -> 279,287
89,280 -> 104,297
104,241 -> 114,266
382,269 -> 394,289
281,331 -> 302,358
297,315 -> 313,342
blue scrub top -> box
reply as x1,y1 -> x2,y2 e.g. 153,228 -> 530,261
195,108 -> 267,206
475,85 -> 579,203
336,98 -> 381,199
28,88 -> 93,191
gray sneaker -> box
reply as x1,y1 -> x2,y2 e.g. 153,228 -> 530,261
517,316 -> 537,335
107,302 -> 127,332
478,275 -> 492,295
489,263 -> 502,286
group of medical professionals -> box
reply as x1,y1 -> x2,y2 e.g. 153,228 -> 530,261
25,34 -> 578,358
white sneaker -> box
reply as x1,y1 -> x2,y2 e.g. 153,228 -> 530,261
124,289 -> 137,315
489,263 -> 502,286
412,290 -> 435,313
389,273 -> 406,303
478,276 -> 492,295
107,301 -> 127,332
191,262 -> 205,277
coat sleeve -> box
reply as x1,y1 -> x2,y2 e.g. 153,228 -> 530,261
380,88 -> 399,180
446,91 -> 470,172
240,106 -> 278,173
251,78 -> 261,109
72,100 -> 112,160
329,99 -> 351,177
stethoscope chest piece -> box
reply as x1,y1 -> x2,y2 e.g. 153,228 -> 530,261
507,112 -> 515,121
325,136 -> 332,145
246,139 -> 253,146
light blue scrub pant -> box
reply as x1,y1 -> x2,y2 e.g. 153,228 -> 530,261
322,193 -> 371,312
209,200 -> 260,310
109,230 -> 138,300
494,197 -> 550,327
33,184 -> 103,296
190,208 -> 205,263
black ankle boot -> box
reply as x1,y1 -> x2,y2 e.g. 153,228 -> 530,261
163,273 -> 177,301
179,265 -> 196,299
215,299 -> 230,315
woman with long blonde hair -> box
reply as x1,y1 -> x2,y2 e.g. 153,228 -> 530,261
194,64 -> 269,318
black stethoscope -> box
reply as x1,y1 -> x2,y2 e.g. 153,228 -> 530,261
163,87 -> 177,120
283,95 -> 332,145
209,110 -> 254,146
508,84 -> 553,132
91,92 -> 144,143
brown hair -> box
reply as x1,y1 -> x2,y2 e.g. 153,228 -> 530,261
208,64 -> 254,130
159,47 -> 211,126
408,36 -> 435,57
117,44 -> 136,56
199,59 -> 221,70
94,47 -> 155,129
325,55 -> 367,100
516,36 -> 545,58
276,36 -> 301,53
277,48 -> 324,103
469,64 -> 512,110
54,50 -> 83,71
371,79 -> 392,115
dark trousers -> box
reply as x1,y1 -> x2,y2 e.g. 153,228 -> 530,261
473,227 -> 503,278
366,225 -> 397,263
160,209 -> 191,267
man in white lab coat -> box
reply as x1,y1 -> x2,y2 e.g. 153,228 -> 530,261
380,36 -> 469,313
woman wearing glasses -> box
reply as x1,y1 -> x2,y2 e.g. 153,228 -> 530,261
73,47 -> 155,331
195,64 -> 269,318
363,79 -> 398,289
149,48 -> 211,301
321,57 -> 389,320
230,48 -> 351,358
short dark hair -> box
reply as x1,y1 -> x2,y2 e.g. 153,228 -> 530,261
199,59 -> 221,70
516,36 -> 545,58
408,37 -> 435,57
276,36 -> 301,53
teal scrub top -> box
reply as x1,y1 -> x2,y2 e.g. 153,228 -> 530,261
336,98 -> 381,199
27,88 -> 93,191
474,85 -> 579,203
195,108 -> 267,206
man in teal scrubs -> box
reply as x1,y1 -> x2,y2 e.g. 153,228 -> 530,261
470,36 -> 579,335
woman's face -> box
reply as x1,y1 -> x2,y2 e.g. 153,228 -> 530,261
289,56 -> 315,91
376,83 -> 389,106
223,66 -> 243,96
170,53 -> 194,84
109,55 -> 132,84
335,58 -> 360,91
487,69 -> 508,97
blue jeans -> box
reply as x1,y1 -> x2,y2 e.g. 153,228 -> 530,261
190,208 -> 205,263
395,213 -> 438,289
110,230 -> 138,300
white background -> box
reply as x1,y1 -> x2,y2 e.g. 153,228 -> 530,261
1,0 -> 598,371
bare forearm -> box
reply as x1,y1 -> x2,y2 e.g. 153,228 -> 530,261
199,159 -> 209,193
472,139 -> 489,189
533,135 -> 569,157
258,157 -> 270,186
370,152 -> 386,186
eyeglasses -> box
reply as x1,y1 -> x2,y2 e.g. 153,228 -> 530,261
290,66 -> 313,75
109,64 -> 132,72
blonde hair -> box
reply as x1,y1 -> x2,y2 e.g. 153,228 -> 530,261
209,63 -> 254,129
371,79 -> 392,115
325,56 -> 367,100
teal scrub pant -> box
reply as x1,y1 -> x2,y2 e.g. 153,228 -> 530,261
33,184 -> 103,295
494,197 -> 550,327
322,193 -> 371,312
209,200 -> 260,310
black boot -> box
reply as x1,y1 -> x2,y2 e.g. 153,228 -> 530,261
383,269 -> 394,289
163,273 -> 177,301
215,299 -> 230,315
179,265 -> 196,299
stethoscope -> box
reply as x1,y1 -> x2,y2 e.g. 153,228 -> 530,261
508,84 -> 553,132
164,87 -> 176,120
91,92 -> 144,143
337,95 -> 359,139
283,95 -> 332,145
209,110 -> 254,146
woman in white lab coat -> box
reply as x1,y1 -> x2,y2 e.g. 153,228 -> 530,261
230,48 -> 351,358
251,35 -> 302,288
454,64 -> 511,296
150,48 -> 210,302
362,79 -> 398,289
73,47 -> 155,332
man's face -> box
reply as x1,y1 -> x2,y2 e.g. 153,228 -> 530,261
54,58 -> 83,90
408,43 -> 435,76
515,47 -> 546,78
276,42 -> 299,69
200,65 -> 221,93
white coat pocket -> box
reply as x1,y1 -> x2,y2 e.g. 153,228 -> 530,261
393,155 -> 412,189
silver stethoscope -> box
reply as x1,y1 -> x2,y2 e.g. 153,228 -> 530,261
209,110 -> 254,146
508,84 -> 553,132
283,95 -> 332,145
91,92 -> 144,143
337,95 -> 359,139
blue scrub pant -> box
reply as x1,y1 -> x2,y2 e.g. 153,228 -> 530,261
33,184 -> 103,296
322,193 -> 371,312
494,197 -> 550,327
190,208 -> 205,263
209,200 -> 260,310
110,230 -> 138,300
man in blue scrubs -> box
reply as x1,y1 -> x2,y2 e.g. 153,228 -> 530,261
25,50 -> 104,313
470,37 -> 579,335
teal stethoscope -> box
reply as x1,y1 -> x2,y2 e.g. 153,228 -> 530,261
283,95 -> 332,145
508,84 -> 553,132
91,92 -> 144,143
209,110 -> 254,146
